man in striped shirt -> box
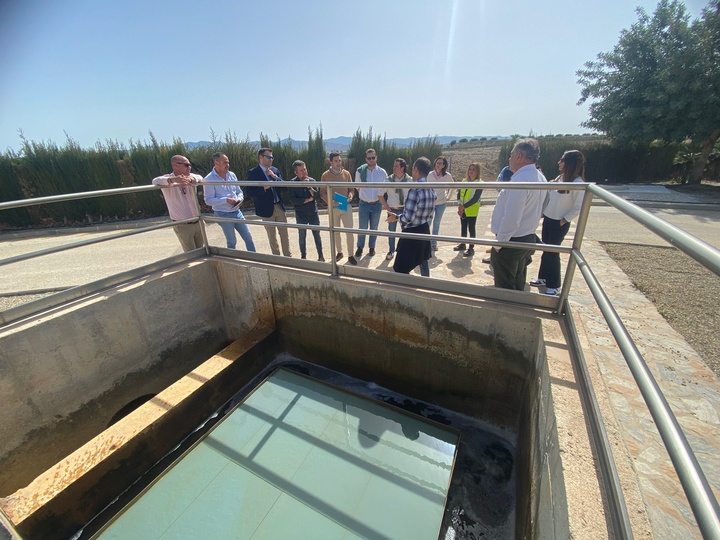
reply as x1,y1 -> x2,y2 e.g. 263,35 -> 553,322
387,157 -> 437,276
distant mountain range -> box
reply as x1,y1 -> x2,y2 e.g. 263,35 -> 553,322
185,135 -> 510,152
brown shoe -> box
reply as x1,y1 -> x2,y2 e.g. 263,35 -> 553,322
348,256 -> 358,265
335,253 -> 343,262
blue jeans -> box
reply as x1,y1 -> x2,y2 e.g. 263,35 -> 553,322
387,218 -> 398,253
430,203 -> 446,247
357,200 -> 383,249
296,212 -> 323,257
214,210 -> 256,251
419,260 -> 429,277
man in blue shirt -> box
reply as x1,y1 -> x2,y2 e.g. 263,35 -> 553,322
387,157 -> 437,276
203,153 -> 256,251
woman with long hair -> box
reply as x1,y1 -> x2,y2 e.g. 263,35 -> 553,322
427,156 -> 453,251
530,149 -> 586,295
453,163 -> 483,257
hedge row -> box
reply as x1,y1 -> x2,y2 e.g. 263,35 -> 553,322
497,137 -> 714,183
0,127 -> 447,229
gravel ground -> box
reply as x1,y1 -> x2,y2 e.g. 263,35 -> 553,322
602,242 -> 720,376
0,293 -> 52,311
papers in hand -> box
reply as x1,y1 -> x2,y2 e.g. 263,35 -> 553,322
228,199 -> 242,211
333,192 -> 348,212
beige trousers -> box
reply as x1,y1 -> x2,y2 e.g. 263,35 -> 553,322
331,208 -> 354,256
261,204 -> 291,256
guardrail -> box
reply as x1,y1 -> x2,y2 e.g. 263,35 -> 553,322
1,179 -> 719,539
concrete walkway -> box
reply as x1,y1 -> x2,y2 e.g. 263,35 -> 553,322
1,186 -> 719,537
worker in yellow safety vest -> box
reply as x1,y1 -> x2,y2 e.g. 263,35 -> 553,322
453,162 -> 483,257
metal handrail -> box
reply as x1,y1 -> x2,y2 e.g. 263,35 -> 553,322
2,181 -> 719,538
573,247 -> 720,539
588,184 -> 720,275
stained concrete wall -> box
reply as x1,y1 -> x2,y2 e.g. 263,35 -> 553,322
1,257 -> 568,539
0,260 -> 271,494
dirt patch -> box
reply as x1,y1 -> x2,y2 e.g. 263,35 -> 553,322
602,242 -> 720,376
443,142 -> 503,183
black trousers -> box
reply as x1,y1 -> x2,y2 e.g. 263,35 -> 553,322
537,217 -> 571,288
460,215 -> 477,240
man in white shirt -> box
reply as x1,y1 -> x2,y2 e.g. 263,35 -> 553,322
354,148 -> 387,258
490,139 -> 547,290
152,155 -> 203,252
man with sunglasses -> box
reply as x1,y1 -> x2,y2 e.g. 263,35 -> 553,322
246,147 -> 292,257
152,155 -> 203,252
353,148 -> 387,258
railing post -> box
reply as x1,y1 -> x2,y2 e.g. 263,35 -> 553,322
325,185 -> 338,277
192,187 -> 211,256
556,187 -> 594,314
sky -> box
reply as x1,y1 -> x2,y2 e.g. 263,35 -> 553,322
0,0 -> 710,153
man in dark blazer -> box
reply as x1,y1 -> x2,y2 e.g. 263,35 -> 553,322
246,147 -> 292,256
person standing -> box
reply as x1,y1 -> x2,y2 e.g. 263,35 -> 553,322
453,162 -> 483,258
481,164 -> 511,263
354,148 -> 387,258
246,147 -> 292,257
529,150 -> 586,295
490,139 -> 547,290
289,160 -> 324,261
427,156 -> 453,252
387,157 -> 437,276
497,165 -> 513,182
378,158 -> 411,261
320,152 -> 357,265
203,153 -> 256,251
152,155 -> 203,252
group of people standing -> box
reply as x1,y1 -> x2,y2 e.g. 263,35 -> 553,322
489,138 -> 585,295
152,138 -> 586,293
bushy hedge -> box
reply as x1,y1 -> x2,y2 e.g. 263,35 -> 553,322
0,129 -> 331,229
498,136 -> 698,183
347,127 -> 443,175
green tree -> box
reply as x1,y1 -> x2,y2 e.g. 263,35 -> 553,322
577,0 -> 720,183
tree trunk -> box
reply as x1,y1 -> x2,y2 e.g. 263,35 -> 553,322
690,129 -> 720,184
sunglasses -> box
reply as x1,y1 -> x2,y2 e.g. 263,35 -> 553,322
262,154 -> 274,160
367,156 -> 377,161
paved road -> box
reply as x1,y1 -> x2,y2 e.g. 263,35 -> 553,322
1,202 -> 718,297
585,206 -> 720,247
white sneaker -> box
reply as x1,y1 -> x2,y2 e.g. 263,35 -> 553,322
529,279 -> 546,287
386,252 -> 394,260
544,288 -> 559,296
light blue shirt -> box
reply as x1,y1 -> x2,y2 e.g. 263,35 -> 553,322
203,168 -> 245,211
